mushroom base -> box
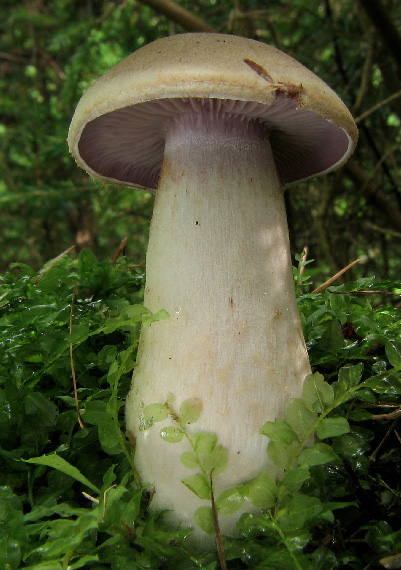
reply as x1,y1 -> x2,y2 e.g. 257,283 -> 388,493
126,110 -> 311,546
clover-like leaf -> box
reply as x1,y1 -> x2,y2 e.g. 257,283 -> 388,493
194,506 -> 214,535
193,432 -> 218,455
267,441 -> 298,470
260,420 -> 299,445
143,403 -> 169,423
276,495 -> 324,531
202,444 -> 228,476
179,398 -> 203,424
338,363 -> 364,388
285,398 -> 317,438
180,451 -> 199,469
216,485 -> 246,515
160,426 -> 184,443
246,472 -> 277,509
298,443 -> 340,466
317,417 -> 351,440
302,372 -> 334,413
182,473 -> 211,499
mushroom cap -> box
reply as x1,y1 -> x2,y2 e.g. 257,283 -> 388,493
68,33 -> 358,189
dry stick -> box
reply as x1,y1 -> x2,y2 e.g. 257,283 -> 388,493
358,0 -> 401,74
111,236 -> 128,265
352,35 -> 374,115
371,408 -> 401,421
345,160 -> 401,234
210,472 -> 227,570
138,0 -> 216,32
299,246 -> 309,275
70,282 -> 85,429
311,257 -> 363,294
365,221 -> 401,240
355,88 -> 401,124
329,290 -> 401,298
369,419 -> 399,462
35,245 -> 76,283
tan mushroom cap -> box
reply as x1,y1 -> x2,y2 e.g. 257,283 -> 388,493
68,33 -> 358,189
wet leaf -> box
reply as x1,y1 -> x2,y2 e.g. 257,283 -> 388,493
159,426 -> 184,443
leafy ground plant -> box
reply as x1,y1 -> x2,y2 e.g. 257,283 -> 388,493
1,249 -> 401,569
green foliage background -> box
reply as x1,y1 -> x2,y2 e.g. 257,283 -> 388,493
1,251 -> 401,568
1,0 -> 401,568
1,0 -> 401,278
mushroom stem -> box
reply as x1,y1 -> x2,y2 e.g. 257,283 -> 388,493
126,108 -> 311,538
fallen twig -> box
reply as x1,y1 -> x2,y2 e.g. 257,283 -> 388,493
70,282 -> 85,429
312,257 -> 362,294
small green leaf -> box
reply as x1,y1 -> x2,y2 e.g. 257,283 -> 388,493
143,403 -> 169,423
182,473 -> 211,499
193,432 -> 217,455
385,340 -> 401,370
267,441 -> 298,470
298,443 -> 340,466
276,495 -> 323,530
202,444 -> 228,476
25,454 -> 99,493
194,506 -> 215,535
285,398 -> 317,438
180,451 -> 199,469
338,363 -> 364,388
302,372 -> 334,413
318,318 -> 345,351
281,466 -> 310,491
260,420 -> 299,444
106,360 -> 120,386
159,426 -> 184,443
70,554 -> 99,569
68,323 -> 90,344
98,420 -> 120,450
317,417 -> 351,440
216,485 -> 246,515
246,472 -> 278,509
24,392 -> 58,426
179,398 -> 203,424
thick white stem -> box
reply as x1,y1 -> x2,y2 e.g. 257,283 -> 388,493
126,112 -> 311,540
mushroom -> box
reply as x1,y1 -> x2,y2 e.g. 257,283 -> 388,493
68,33 -> 357,542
